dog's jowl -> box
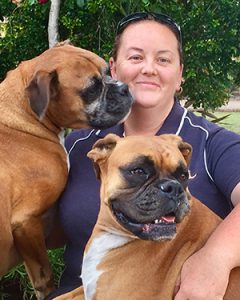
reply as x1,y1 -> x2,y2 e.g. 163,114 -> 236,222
0,45 -> 133,300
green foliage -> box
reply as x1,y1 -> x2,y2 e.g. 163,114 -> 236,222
0,0 -> 49,81
0,248 -> 64,299
1,0 -> 239,109
179,0 -> 240,109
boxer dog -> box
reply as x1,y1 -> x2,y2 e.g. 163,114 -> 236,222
0,45 -> 133,300
54,134 -> 240,300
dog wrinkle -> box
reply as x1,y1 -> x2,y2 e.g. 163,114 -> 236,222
81,232 -> 131,300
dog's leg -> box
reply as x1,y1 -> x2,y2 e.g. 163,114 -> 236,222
12,215 -> 55,300
53,287 -> 85,300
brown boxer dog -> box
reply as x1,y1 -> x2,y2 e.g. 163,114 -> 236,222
0,45 -> 133,300
54,134 -> 240,300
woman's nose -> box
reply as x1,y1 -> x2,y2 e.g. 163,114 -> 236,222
141,59 -> 157,75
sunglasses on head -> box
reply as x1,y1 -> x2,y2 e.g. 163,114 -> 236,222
116,12 -> 182,44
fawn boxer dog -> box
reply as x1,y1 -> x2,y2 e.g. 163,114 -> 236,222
0,45 -> 133,300
54,134 -> 240,300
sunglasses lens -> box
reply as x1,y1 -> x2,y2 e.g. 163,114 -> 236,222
117,13 -> 147,32
116,12 -> 181,43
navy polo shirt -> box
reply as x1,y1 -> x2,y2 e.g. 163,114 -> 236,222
52,101 -> 240,297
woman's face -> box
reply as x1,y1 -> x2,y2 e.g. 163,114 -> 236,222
110,21 -> 183,109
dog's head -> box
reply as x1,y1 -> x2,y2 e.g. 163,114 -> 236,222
88,134 -> 192,241
25,45 -> 133,129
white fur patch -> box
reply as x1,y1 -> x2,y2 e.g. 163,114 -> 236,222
58,129 -> 70,171
86,100 -> 101,115
81,232 -> 131,300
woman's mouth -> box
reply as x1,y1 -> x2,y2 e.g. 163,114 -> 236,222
136,81 -> 160,88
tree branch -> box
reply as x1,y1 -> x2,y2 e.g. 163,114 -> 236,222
48,0 -> 61,48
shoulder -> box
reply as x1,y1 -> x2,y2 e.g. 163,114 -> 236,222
65,129 -> 98,157
64,128 -> 98,153
184,110 -> 220,133
184,110 -> 240,149
206,125 -> 240,159
64,124 -> 123,155
182,110 -> 239,141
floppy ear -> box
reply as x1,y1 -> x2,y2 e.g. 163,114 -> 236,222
159,134 -> 192,166
54,39 -> 73,47
25,70 -> 59,119
87,134 -> 120,179
178,141 -> 192,166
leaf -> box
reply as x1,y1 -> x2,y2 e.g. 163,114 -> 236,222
211,114 -> 231,123
76,0 -> 85,8
28,0 -> 37,5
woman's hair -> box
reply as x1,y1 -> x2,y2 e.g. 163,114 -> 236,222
111,12 -> 183,65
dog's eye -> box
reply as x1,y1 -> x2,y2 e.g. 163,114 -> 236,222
80,76 -> 103,103
120,155 -> 156,187
179,172 -> 189,181
130,168 -> 146,176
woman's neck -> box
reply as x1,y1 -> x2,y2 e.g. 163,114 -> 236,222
124,100 -> 174,136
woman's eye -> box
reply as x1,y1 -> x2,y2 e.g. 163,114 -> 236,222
129,55 -> 142,61
158,57 -> 170,64
130,168 -> 146,176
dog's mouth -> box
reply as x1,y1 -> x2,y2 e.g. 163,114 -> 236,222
111,203 -> 177,241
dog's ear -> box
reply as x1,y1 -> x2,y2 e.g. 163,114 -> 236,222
178,141 -> 192,166
159,134 -> 192,166
87,134 -> 120,179
88,134 -> 120,162
26,70 -> 58,119
54,39 -> 73,47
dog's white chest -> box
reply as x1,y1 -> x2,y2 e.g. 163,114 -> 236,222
81,232 -> 131,300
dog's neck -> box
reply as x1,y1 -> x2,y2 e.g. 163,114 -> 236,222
81,232 -> 131,300
81,207 -> 137,299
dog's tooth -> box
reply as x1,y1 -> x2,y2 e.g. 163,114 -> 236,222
154,219 -> 159,224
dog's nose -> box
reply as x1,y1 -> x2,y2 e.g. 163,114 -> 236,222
104,77 -> 130,94
159,180 -> 184,198
118,83 -> 131,97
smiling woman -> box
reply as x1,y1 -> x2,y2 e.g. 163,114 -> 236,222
110,20 -> 183,116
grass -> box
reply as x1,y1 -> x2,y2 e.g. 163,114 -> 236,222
214,111 -> 240,134
0,248 -> 64,300
196,111 -> 240,134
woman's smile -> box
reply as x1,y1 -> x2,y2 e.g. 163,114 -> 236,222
135,81 -> 161,88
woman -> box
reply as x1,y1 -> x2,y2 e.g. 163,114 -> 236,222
46,12 -> 240,299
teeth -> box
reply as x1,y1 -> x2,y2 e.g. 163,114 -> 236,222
154,216 -> 176,225
154,219 -> 162,224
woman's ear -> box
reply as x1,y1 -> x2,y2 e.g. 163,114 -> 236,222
176,64 -> 184,91
109,57 -> 118,80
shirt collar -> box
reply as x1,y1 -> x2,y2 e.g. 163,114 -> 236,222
157,101 -> 186,135
95,101 -> 185,138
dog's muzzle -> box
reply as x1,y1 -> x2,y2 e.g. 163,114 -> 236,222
84,76 -> 133,129
110,179 -> 190,241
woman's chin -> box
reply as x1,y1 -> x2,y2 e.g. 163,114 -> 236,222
132,91 -> 174,109
133,97 -> 165,109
